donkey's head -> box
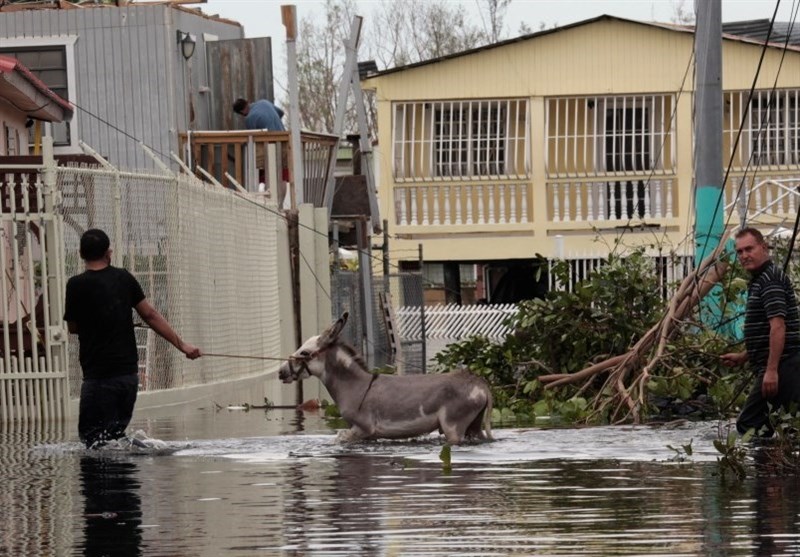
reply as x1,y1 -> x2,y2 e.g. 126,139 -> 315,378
278,312 -> 348,383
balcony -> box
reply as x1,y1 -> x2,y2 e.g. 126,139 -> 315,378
178,130 -> 338,208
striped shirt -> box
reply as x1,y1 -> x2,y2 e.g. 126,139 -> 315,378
744,260 -> 800,370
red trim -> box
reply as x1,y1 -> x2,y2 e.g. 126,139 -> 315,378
0,54 -> 73,115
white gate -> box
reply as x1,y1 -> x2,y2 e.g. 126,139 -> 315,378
0,146 -> 69,421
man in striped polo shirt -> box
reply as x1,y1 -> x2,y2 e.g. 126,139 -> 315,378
722,227 -> 800,436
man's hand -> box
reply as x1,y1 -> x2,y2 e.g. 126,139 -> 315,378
721,351 -> 748,367
762,368 -> 779,398
180,342 -> 202,360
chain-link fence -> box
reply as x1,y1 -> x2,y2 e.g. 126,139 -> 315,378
57,166 -> 284,397
331,263 -> 427,373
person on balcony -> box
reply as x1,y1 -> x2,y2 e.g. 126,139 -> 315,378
233,98 -> 290,203
233,98 -> 285,131
64,229 -> 202,449
721,227 -> 800,437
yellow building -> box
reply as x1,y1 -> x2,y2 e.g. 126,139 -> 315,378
362,15 -> 800,303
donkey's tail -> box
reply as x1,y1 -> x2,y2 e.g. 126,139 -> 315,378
482,389 -> 494,441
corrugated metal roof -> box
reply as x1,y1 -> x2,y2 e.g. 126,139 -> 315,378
362,14 -> 800,80
722,19 -> 800,47
0,0 -> 242,27
0,54 -> 73,121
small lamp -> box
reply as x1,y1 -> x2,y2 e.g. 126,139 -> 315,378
176,30 -> 196,61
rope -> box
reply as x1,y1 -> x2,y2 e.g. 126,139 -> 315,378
203,352 -> 289,362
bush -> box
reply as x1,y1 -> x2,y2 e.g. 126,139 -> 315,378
436,249 -> 666,422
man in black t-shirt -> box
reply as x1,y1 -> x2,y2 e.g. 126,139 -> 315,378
64,229 -> 201,448
722,227 -> 800,436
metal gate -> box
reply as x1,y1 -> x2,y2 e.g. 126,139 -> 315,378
0,147 -> 69,421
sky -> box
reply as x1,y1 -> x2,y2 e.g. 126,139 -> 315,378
200,0 -> 797,92
202,0 -> 797,41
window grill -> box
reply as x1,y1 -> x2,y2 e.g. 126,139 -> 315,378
546,94 -> 675,177
392,99 -> 529,180
725,89 -> 800,168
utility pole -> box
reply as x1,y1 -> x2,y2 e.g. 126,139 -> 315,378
694,0 -> 725,326
282,5 -> 304,206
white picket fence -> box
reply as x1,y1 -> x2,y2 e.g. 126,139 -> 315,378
396,303 -> 517,342
394,253 -> 694,368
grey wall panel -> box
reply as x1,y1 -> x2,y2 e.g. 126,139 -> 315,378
0,5 -> 247,170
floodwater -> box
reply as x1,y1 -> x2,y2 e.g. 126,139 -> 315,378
2,406 -> 800,557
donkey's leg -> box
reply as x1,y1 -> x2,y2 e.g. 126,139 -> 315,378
336,425 -> 369,443
439,412 -> 468,445
465,408 -> 486,440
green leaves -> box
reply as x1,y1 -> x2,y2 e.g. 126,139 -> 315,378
439,444 -> 452,473
667,438 -> 693,461
714,429 -> 751,480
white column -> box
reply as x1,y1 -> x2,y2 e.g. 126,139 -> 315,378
552,183 -> 560,222
432,186 -> 440,225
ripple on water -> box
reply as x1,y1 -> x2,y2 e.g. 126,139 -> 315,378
2,418 -> 784,557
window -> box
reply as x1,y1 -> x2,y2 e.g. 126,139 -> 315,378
4,124 -> 20,155
392,99 -> 528,180
749,90 -> 799,166
604,106 -> 651,172
546,94 -> 673,177
0,46 -> 71,147
434,103 -> 506,177
601,100 -> 652,219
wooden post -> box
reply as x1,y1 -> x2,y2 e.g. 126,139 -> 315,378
286,209 -> 303,404
419,243 -> 427,373
382,218 -> 389,292
356,217 -> 375,368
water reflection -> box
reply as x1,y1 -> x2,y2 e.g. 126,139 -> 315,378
79,455 -> 142,557
7,412 -> 800,556
751,451 -> 800,556
0,420 -> 73,556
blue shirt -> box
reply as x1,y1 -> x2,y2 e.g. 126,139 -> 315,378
245,100 -> 285,131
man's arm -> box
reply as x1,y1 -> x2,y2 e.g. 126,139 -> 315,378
134,299 -> 201,359
721,351 -> 748,366
762,316 -> 786,398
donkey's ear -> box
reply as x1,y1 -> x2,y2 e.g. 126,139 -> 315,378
321,312 -> 348,345
330,312 -> 348,339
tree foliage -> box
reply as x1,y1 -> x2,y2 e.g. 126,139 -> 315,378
293,0 -> 357,133
434,239 -> 800,426
435,249 -> 668,423
292,0 -> 492,133
369,0 -> 487,69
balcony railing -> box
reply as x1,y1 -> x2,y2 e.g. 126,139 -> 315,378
178,130 -> 338,208
548,177 -> 676,224
725,173 -> 800,224
394,182 -> 531,227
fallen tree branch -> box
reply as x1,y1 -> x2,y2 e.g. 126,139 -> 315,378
539,232 -> 731,423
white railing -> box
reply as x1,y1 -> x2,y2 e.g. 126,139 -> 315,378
0,161 -> 69,421
725,175 -> 800,222
549,178 -> 675,223
394,183 -> 530,226
396,303 -> 517,342
393,252 -> 693,367
548,252 -> 694,300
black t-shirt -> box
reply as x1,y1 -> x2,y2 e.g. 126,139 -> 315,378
64,266 -> 146,379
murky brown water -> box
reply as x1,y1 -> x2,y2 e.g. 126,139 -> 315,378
3,406 -> 800,556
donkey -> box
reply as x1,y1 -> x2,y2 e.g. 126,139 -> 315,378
278,313 -> 493,445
